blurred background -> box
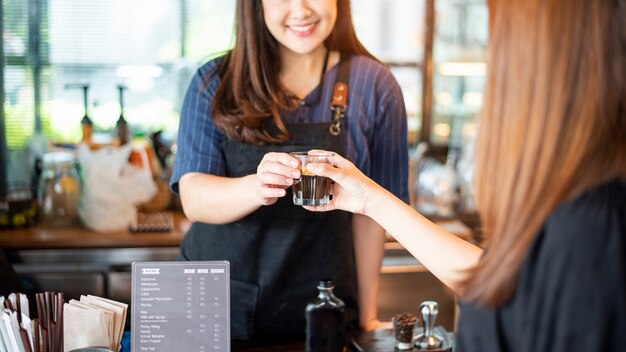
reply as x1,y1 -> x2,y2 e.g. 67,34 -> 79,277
1,0 -> 488,332
2,0 -> 487,201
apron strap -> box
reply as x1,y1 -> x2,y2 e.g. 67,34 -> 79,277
329,54 -> 351,136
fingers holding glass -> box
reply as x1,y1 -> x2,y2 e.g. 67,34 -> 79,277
303,153 -> 374,215
255,152 -> 300,205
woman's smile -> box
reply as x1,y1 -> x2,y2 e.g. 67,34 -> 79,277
288,21 -> 319,37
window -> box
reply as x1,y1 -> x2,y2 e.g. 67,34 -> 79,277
431,0 -> 487,147
4,0 -> 33,149
352,0 -> 425,146
2,0 -> 237,185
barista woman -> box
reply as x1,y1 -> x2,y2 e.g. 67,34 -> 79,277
170,0 -> 409,341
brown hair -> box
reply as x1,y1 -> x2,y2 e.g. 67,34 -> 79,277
465,0 -> 626,306
212,0 -> 376,144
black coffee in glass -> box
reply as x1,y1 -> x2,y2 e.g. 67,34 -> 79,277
290,152 -> 334,206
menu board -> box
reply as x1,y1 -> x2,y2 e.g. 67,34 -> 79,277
131,261 -> 230,352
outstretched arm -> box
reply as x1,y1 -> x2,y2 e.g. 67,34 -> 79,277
306,153 -> 483,293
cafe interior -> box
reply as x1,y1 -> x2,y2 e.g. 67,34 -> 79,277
1,0 -> 623,351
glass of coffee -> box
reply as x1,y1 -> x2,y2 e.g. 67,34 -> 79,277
290,152 -> 334,206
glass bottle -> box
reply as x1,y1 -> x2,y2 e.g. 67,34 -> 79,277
116,84 -> 130,145
305,279 -> 345,352
38,152 -> 81,227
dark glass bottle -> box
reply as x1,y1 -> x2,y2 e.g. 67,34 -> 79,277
305,279 -> 345,352
116,85 -> 130,145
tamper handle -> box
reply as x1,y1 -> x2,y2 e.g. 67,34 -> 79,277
415,301 -> 443,349
421,301 -> 438,338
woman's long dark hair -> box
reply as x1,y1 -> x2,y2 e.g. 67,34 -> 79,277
212,0 -> 376,144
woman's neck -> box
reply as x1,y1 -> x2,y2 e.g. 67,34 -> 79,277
280,46 -> 332,99
280,46 -> 328,76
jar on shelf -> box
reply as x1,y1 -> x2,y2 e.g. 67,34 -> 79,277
38,152 -> 81,227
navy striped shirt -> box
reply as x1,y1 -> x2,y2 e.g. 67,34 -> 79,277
171,54 -> 409,203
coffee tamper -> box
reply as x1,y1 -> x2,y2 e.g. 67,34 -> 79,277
414,301 -> 443,349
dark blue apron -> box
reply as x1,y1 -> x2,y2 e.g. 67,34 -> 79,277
179,56 -> 358,341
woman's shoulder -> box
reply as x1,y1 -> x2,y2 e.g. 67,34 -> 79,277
347,54 -> 401,95
542,178 -> 625,254
194,55 -> 227,82
186,55 -> 227,95
547,178 -> 625,230
348,54 -> 392,77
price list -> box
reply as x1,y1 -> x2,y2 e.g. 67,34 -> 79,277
131,261 -> 230,352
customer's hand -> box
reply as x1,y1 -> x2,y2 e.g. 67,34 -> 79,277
255,152 -> 300,206
304,151 -> 382,215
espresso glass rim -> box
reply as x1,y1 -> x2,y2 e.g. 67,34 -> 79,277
289,151 -> 335,158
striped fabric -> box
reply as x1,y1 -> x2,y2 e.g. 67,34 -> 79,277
171,54 -> 409,203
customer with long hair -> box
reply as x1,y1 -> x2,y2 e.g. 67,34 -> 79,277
171,0 -> 409,341
305,0 -> 626,350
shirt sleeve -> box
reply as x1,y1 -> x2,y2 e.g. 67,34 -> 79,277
370,76 -> 410,204
170,63 -> 226,194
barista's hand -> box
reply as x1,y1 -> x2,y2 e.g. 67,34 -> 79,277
304,152 -> 382,215
254,152 -> 300,206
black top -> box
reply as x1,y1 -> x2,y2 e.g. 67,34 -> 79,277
457,179 -> 626,352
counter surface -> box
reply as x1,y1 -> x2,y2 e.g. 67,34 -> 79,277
0,213 -> 190,249
0,214 -> 471,250
233,328 -> 454,351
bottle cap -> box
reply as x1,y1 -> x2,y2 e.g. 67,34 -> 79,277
317,279 -> 334,289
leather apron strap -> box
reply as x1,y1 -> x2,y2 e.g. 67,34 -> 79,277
329,54 -> 351,136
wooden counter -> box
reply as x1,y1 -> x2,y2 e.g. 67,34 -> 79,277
0,213 -> 190,250
0,212 -> 472,251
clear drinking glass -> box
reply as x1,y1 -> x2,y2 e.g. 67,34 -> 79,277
290,152 -> 334,206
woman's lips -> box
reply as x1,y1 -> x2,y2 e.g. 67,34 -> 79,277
288,22 -> 319,37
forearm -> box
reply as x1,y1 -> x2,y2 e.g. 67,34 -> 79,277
352,214 -> 386,330
366,188 -> 483,294
179,172 -> 262,224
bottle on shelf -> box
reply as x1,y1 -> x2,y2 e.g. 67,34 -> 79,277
116,84 -> 130,146
65,83 -> 93,146
305,279 -> 346,352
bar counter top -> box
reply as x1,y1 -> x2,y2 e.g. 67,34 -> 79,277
0,213 -> 190,250
233,328 -> 454,351
0,213 -> 472,251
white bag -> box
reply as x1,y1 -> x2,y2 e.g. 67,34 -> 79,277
78,144 -> 157,232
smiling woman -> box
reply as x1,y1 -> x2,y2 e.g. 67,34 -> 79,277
172,0 -> 410,342
210,0 -> 374,144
